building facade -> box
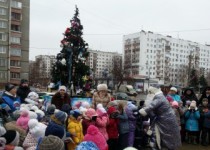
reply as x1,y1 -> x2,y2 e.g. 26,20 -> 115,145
0,0 -> 30,88
29,55 -> 55,87
34,55 -> 56,78
123,30 -> 210,87
86,50 -> 122,78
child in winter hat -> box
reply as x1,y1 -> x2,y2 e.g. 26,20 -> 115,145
35,109 -> 45,121
1,130 -> 23,150
25,92 -> 39,106
76,141 -> 99,150
50,110 -> 67,125
171,101 -> 179,109
95,103 -> 109,141
82,108 -> 97,135
37,135 -> 64,150
23,131 -> 37,150
83,125 -> 108,150
45,111 -> 67,140
28,119 -> 47,141
16,109 -> 30,130
107,106 -> 119,149
125,102 -> 137,146
96,104 -> 107,116
47,104 -> 56,115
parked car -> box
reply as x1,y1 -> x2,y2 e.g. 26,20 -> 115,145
116,85 -> 137,96
113,92 -> 136,105
37,92 -> 55,99
135,88 -> 142,93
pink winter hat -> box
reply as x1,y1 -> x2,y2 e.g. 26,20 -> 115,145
171,101 -> 179,108
85,108 -> 97,119
16,109 -> 30,130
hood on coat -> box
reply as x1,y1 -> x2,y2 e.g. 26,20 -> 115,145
87,125 -> 99,135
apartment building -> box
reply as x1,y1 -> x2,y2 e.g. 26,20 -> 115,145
0,0 -> 30,88
86,50 -> 122,78
35,55 -> 56,78
123,30 -> 210,86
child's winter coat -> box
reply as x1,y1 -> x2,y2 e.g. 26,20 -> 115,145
185,109 -> 200,131
84,125 -> 108,150
67,116 -> 84,150
96,104 -> 109,141
125,102 -> 137,132
107,106 -> 119,139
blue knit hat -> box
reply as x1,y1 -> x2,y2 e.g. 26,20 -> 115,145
45,121 -> 65,139
70,109 -> 82,119
75,141 -> 99,150
54,111 -> 67,123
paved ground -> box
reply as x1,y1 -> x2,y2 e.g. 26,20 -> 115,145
179,143 -> 209,150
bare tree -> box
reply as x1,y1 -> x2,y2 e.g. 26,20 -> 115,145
207,71 -> 210,85
29,58 -> 50,87
112,54 -> 133,90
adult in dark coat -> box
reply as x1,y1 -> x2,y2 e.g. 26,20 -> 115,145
17,79 -> 31,103
51,86 -> 70,110
139,87 -> 181,150
182,88 -> 198,106
198,87 -> 210,106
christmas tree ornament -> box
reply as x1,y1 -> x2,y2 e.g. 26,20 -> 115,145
61,58 -> 66,65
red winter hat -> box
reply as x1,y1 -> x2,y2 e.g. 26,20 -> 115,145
107,106 -> 117,115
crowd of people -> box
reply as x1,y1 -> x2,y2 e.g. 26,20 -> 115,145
0,79 -> 209,150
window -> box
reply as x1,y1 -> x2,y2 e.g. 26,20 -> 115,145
0,58 -> 6,66
11,24 -> 20,32
11,1 -> 22,9
0,20 -> 7,28
11,12 -> 21,20
0,46 -> 7,53
11,37 -> 20,43
0,32 -> 7,41
0,71 -> 6,79
10,48 -> 21,56
11,72 -> 20,79
10,60 -> 20,67
0,8 -> 6,15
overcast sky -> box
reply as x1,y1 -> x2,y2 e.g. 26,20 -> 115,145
30,0 -> 210,60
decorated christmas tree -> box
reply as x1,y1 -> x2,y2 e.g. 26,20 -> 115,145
51,6 -> 90,92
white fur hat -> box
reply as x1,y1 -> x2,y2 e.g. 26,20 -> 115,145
0,126 -> 6,136
96,103 -> 106,113
28,111 -> 38,119
28,119 -> 47,140
170,87 -> 177,92
27,92 -> 39,100
35,110 -> 45,118
58,86 -> 66,92
31,106 -> 39,112
97,84 -> 108,91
